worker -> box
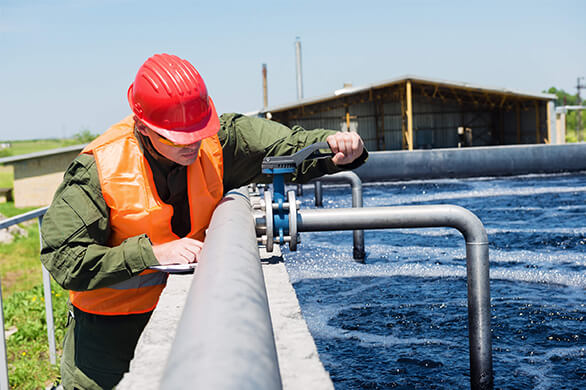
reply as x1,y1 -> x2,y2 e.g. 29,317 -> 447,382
40,53 -> 367,390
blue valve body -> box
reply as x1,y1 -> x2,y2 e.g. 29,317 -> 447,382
262,167 -> 294,241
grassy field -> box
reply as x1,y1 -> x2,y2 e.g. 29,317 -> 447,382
0,202 -> 68,389
0,166 -> 12,189
0,139 -> 81,158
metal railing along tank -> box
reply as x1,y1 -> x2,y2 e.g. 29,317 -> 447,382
0,206 -> 54,390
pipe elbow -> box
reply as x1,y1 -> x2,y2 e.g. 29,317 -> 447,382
445,205 -> 488,244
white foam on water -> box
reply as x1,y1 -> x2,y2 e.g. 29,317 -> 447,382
365,185 -> 586,207
511,346 -> 585,390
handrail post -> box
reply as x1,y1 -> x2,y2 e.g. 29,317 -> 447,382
38,215 -> 57,365
0,206 -> 53,387
0,279 -> 9,390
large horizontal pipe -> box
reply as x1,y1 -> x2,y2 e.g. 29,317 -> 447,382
297,205 -> 492,390
161,187 -> 282,390
353,143 -> 586,182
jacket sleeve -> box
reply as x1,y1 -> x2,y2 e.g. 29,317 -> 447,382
40,154 -> 159,291
219,113 -> 368,192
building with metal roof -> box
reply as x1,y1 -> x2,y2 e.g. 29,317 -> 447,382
0,144 -> 85,207
251,76 -> 558,151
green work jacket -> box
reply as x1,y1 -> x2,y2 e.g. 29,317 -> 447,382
40,113 -> 367,292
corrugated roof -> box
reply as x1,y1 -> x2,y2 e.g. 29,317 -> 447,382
246,75 -> 556,116
0,144 -> 86,165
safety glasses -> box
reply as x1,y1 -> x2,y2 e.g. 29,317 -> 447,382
135,121 -> 191,148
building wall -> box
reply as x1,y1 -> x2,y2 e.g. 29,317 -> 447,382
13,150 -> 79,207
269,84 -> 552,152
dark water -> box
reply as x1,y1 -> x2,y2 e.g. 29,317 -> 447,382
283,173 -> 585,389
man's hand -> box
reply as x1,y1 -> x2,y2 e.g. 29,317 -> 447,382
326,132 -> 364,166
151,238 -> 204,265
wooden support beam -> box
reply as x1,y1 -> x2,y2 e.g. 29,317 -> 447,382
535,101 -> 541,143
375,100 -> 385,150
546,101 -> 551,144
516,102 -> 521,144
406,80 -> 414,151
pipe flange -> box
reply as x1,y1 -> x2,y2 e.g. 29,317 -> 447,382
287,190 -> 298,251
264,190 -> 274,252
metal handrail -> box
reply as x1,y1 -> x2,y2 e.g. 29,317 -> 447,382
0,206 -> 54,390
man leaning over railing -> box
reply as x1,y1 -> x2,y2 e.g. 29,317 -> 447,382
40,53 -> 367,390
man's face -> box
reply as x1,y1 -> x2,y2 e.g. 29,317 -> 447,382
136,121 -> 202,166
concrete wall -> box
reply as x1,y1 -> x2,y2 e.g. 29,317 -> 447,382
13,150 -> 79,207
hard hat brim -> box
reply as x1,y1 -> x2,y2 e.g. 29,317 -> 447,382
128,84 -> 220,145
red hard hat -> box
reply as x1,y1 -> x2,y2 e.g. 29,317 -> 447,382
127,53 -> 220,145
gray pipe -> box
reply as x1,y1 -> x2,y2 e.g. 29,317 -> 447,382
161,187 -> 282,390
314,181 -> 323,207
312,172 -> 365,261
352,143 -> 586,182
297,205 -> 492,390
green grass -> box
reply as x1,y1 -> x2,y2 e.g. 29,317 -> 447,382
0,166 -> 13,189
4,283 -> 68,389
0,202 -> 68,388
0,139 -> 80,157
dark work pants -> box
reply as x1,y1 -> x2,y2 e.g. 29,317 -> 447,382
61,305 -> 152,390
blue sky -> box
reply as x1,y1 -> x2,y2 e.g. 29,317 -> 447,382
2,0 -> 585,140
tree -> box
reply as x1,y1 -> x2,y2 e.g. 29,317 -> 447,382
73,129 -> 97,144
544,87 -> 577,106
544,87 -> 583,143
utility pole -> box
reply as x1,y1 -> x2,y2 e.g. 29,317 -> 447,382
262,63 -> 268,110
577,77 -> 585,142
295,37 -> 304,101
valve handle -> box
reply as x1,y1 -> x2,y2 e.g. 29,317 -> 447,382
262,142 -> 333,172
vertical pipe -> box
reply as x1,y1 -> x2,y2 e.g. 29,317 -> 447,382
466,242 -> 493,390
38,216 -> 57,365
406,80 -> 414,151
314,172 -> 365,261
314,181 -> 323,207
262,63 -> 268,110
295,37 -> 304,101
296,184 -> 303,196
0,278 -> 9,390
350,180 -> 365,261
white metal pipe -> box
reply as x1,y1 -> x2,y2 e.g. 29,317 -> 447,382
295,37 -> 304,101
38,216 -> 56,365
0,279 -> 8,390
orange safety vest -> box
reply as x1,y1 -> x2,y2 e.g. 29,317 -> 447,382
70,116 -> 224,315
